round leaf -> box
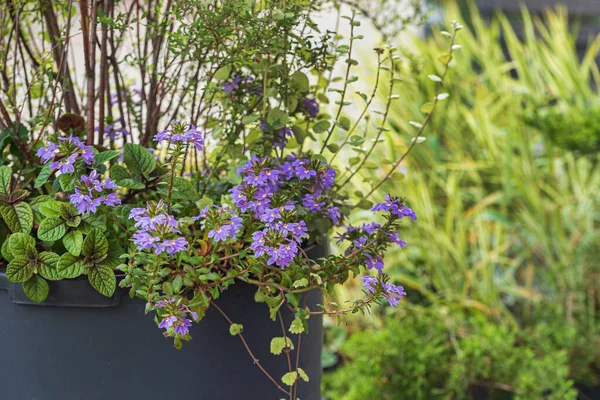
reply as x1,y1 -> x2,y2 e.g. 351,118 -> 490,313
6,257 -> 34,283
22,275 -> 50,303
57,253 -> 84,279
63,230 -> 83,256
38,252 -> 61,281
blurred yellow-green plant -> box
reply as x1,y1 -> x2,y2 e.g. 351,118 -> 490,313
325,1 -> 600,398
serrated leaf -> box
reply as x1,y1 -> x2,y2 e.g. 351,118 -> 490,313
229,323 -> 243,336
63,230 -> 83,256
282,371 -> 298,386
110,164 -> 131,181
34,165 -> 53,189
270,337 -> 295,355
38,251 -> 61,280
0,202 -> 33,233
94,150 -> 120,165
124,143 -> 156,176
289,317 -> 305,334
88,263 -> 116,297
57,252 -> 84,279
297,368 -> 309,382
38,217 -> 66,241
171,177 -> 200,201
22,275 -> 49,303
59,174 -> 77,192
82,228 -> 109,263
116,178 -> 145,190
293,278 -> 308,288
6,257 -> 34,283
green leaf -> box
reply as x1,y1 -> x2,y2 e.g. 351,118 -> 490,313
116,178 -> 145,190
0,165 -> 11,197
326,144 -> 339,153
34,165 -> 53,189
82,228 -> 109,263
312,120 -> 330,134
38,217 -> 66,241
281,371 -> 298,386
22,275 -> 49,303
357,199 -> 373,209
57,253 -> 84,279
267,109 -> 289,130
438,54 -> 452,64
110,164 -> 131,181
171,177 -> 200,201
297,368 -> 309,382
1,236 -> 12,261
349,136 -> 365,146
229,323 -> 243,336
6,257 -> 34,283
6,232 -> 35,259
94,150 -> 120,166
38,252 -> 61,281
63,230 -> 83,256
291,71 -> 310,92
289,317 -> 305,334
59,174 -> 77,192
292,278 -> 309,288
88,264 -> 116,297
270,337 -> 294,355
124,143 -> 156,176
37,200 -> 63,218
420,102 -> 434,114
242,114 -> 261,125
0,202 -> 33,233
338,117 -> 351,131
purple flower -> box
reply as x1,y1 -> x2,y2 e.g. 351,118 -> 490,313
49,154 -> 77,174
154,123 -> 204,151
173,318 -> 193,336
132,231 -> 161,251
390,233 -> 407,248
303,98 -> 320,118
158,315 -> 177,330
159,237 -> 188,255
223,75 -> 242,93
325,206 -> 341,225
36,143 -> 59,164
302,194 -> 325,213
372,195 -> 417,221
295,161 -> 317,180
361,276 -> 377,294
382,282 -> 406,307
365,255 -> 384,274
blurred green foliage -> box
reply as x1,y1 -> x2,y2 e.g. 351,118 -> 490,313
325,1 -> 600,398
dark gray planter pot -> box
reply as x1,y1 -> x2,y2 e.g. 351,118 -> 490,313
0,241 -> 327,400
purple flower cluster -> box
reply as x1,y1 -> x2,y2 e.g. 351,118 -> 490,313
129,201 -> 188,255
372,194 -> 417,220
250,220 -> 308,268
69,170 -> 121,214
37,136 -> 95,173
302,98 -> 319,118
154,123 -> 204,151
194,206 -> 244,243
156,298 -> 198,337
223,75 -> 261,95
97,122 -> 130,141
360,276 -> 406,307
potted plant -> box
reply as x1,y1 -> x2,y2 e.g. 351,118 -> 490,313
0,1 -> 461,398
